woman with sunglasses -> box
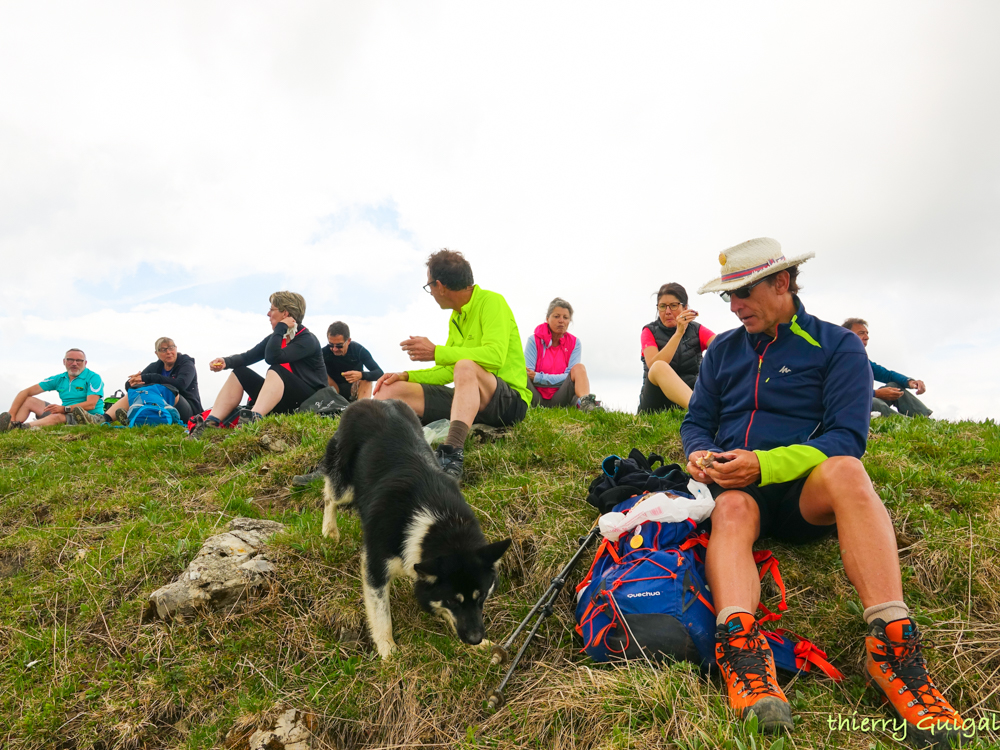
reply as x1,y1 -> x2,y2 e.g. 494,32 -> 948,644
638,283 -> 715,413
79,337 -> 203,424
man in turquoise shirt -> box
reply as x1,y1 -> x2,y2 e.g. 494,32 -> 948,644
0,349 -> 104,431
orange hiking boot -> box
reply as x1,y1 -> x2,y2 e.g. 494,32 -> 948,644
715,612 -> 793,733
866,617 -> 963,748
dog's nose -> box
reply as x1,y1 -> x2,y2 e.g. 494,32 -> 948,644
464,632 -> 484,645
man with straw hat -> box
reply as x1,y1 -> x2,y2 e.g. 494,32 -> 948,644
681,238 -> 963,744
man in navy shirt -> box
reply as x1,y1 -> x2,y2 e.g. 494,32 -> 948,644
682,238 -> 961,743
843,318 -> 932,418
322,321 -> 383,402
0,349 -> 104,430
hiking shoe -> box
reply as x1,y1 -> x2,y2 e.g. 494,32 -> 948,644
292,469 -> 323,486
186,414 -> 220,440
0,412 -> 12,432
716,612 -> 793,733
577,394 -> 604,413
236,408 -> 263,427
112,408 -> 129,425
435,444 -> 464,480
71,406 -> 105,426
865,617 -> 962,748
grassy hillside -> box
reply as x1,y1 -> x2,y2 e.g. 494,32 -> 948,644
1,409 -> 999,749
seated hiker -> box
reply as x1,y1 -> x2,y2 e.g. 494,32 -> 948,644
188,291 -> 326,439
524,297 -> 600,412
322,321 -> 383,402
682,238 -> 963,742
843,317 -> 932,418
77,337 -> 203,425
638,282 -> 715,413
373,248 -> 530,479
1,349 -> 104,431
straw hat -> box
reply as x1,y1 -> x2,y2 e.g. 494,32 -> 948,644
697,237 -> 815,295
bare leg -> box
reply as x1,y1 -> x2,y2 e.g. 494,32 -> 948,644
570,363 -> 590,398
798,456 -> 903,607
373,380 -> 425,416
648,361 -> 693,409
26,413 -> 69,429
355,380 -> 373,400
249,370 -> 286,416
208,372 -> 246,420
705,491 -> 763,612
106,395 -> 129,416
451,360 -> 497,425
15,397 -> 51,422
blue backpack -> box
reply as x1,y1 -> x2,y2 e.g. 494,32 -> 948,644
126,385 -> 182,427
574,492 -> 843,681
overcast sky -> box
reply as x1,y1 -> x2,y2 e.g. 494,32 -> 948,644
2,1 -> 998,421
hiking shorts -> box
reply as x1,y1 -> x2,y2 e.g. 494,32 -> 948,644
420,375 -> 528,428
234,366 -> 319,415
44,402 -> 78,425
707,473 -> 837,544
527,377 -> 577,408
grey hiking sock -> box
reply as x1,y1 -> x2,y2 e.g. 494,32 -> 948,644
863,601 -> 909,626
444,420 -> 470,450
716,606 -> 753,627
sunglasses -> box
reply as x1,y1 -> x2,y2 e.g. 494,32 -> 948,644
720,276 -> 768,302
331,343 -> 348,350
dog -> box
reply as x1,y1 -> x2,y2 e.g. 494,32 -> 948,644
320,398 -> 511,659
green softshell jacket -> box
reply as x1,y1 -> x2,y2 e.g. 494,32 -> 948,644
406,285 -> 531,406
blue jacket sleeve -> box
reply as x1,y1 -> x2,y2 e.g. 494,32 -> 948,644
523,336 -> 537,370
870,360 -> 911,387
680,346 -> 725,457
801,339 -> 873,459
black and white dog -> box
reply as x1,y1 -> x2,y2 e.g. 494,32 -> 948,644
320,399 -> 511,659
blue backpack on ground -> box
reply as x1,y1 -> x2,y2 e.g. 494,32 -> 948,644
126,385 -> 182,427
575,483 -> 843,681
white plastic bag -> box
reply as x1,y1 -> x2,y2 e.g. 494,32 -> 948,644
422,418 -> 451,446
598,490 -> 716,542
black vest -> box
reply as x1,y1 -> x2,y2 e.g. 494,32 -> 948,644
641,319 -> 702,388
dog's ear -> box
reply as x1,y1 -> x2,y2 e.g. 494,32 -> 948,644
478,538 -> 512,565
413,556 -> 442,583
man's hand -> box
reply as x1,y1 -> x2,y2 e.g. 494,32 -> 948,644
909,379 -> 926,395
687,450 -> 714,484
704,449 -> 761,489
209,358 -> 226,372
526,368 -> 537,381
43,404 -> 67,416
400,336 -> 436,362
875,386 -> 902,402
372,371 -> 408,395
342,370 -> 362,384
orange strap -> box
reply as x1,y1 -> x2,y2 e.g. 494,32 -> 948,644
789,633 -> 845,682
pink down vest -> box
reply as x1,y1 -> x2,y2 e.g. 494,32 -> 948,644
533,322 -> 577,400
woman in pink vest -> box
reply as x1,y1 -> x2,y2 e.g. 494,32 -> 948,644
524,298 -> 601,412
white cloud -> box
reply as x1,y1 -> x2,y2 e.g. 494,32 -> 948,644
1,1 -> 998,421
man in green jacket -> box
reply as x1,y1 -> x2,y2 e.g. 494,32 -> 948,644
374,249 -> 530,479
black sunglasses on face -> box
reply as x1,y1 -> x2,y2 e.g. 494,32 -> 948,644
720,276 -> 768,302
331,343 -> 348,349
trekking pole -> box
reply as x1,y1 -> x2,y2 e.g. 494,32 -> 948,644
487,522 -> 602,711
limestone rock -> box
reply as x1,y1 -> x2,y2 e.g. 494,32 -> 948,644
148,517 -> 285,620
248,709 -> 316,750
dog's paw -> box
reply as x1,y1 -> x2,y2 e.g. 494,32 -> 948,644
321,521 -> 340,542
375,639 -> 398,660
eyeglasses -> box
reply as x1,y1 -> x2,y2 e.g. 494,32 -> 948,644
422,280 -> 437,294
157,345 -> 177,353
331,343 -> 348,350
657,302 -> 683,312
720,276 -> 769,302
64,358 -> 85,363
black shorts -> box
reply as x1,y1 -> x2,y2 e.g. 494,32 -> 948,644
637,377 -> 683,413
233,366 -> 319,415
708,473 -> 837,544
420,375 -> 528,428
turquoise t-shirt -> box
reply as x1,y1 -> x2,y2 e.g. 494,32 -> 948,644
38,368 -> 105,414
